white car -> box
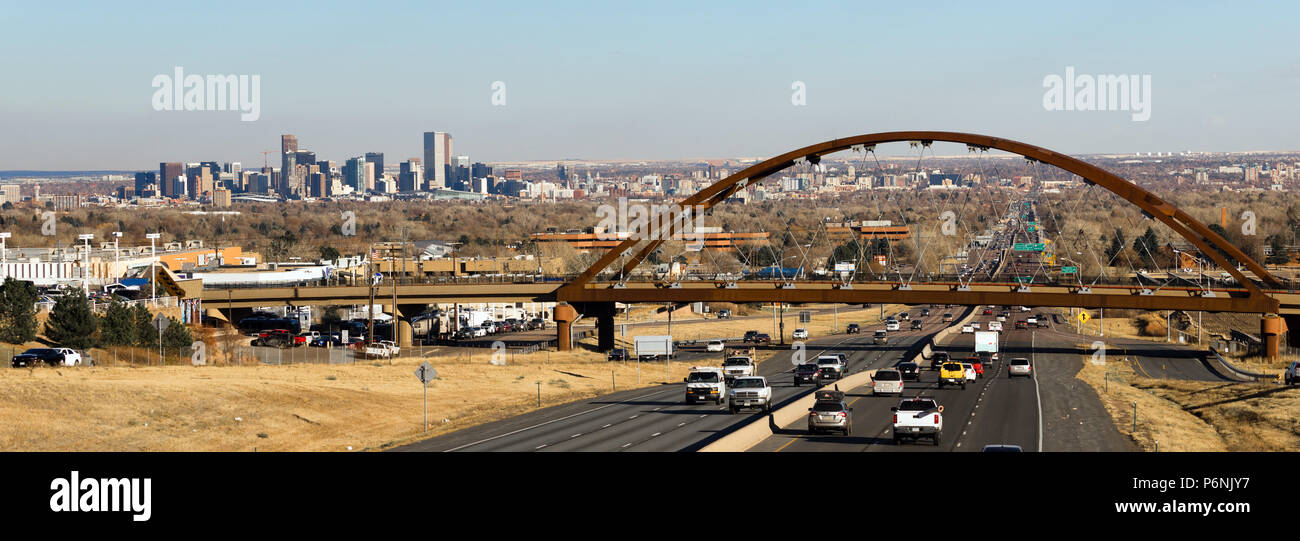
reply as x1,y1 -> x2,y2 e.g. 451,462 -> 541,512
792,328 -> 809,340
987,321 -> 1003,332
871,369 -> 904,396
706,340 -> 725,352
970,322 -> 981,330
54,348 -> 83,366
1019,306 -> 1031,312
962,363 -> 978,382
885,319 -> 900,331
961,324 -> 974,334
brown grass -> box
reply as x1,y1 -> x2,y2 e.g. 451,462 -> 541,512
1074,354 -> 1227,451
1129,379 -> 1300,451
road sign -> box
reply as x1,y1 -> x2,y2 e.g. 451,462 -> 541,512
1014,276 -> 1033,284
1077,312 -> 1091,324
799,310 -> 811,323
372,272 -> 383,286
415,361 -> 436,385
1061,266 -> 1078,274
1013,243 -> 1045,252
152,313 -> 170,332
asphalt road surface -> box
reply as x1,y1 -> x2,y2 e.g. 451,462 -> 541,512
395,306 -> 946,452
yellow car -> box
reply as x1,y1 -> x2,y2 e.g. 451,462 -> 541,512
938,362 -> 967,390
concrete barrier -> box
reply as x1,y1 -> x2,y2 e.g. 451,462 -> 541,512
700,304 -> 978,452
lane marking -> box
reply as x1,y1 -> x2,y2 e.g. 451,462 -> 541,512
621,443 -> 632,448
570,433 -> 581,438
1033,330 -> 1043,453
651,432 -> 661,437
442,387 -> 674,451
535,444 -> 547,449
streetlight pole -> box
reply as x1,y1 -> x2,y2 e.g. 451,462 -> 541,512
77,233 -> 94,295
112,231 -> 122,281
0,232 -> 9,282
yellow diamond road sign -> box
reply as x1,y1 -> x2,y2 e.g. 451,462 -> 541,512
1077,311 -> 1091,324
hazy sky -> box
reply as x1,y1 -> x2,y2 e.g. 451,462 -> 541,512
2,0 -> 1298,170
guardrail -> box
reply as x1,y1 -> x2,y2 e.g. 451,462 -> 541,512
1207,347 -> 1280,383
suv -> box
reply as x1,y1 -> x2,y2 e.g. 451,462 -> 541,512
684,367 -> 726,404
898,362 -> 920,380
846,323 -> 861,334
716,309 -> 731,319
792,328 -> 809,340
253,329 -> 303,348
607,348 -> 628,362
910,320 -> 923,331
728,376 -> 772,413
743,330 -> 760,343
816,355 -> 846,380
1008,357 -> 1032,378
793,363 -> 820,386
1015,320 -> 1028,330
808,390 -> 853,436
938,362 -> 967,389
1284,361 -> 1300,385
930,351 -> 950,371
892,397 -> 943,446
871,369 -> 904,396
897,312 -> 910,321
920,308 -> 931,317
942,313 -> 954,323
722,356 -> 757,382
885,319 -> 900,331
873,330 -> 888,345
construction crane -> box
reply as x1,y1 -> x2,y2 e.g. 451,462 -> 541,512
261,150 -> 278,169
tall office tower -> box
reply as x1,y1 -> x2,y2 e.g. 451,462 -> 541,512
364,161 -> 376,191
159,162 -> 182,198
172,175 -> 188,198
557,164 -> 567,181
281,134 -> 299,197
471,162 -> 492,179
454,155 -> 471,188
423,131 -> 452,189
309,172 -> 327,198
186,164 -> 213,199
224,162 -> 242,175
294,151 -> 316,166
344,157 -> 366,193
365,152 -> 384,179
134,172 -> 156,196
399,159 -> 423,192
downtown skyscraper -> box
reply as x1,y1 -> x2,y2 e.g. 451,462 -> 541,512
423,131 -> 452,190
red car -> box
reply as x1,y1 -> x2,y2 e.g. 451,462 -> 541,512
964,356 -> 984,378
1015,320 -> 1028,330
982,308 -> 993,315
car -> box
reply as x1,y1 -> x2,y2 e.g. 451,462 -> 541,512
981,444 -> 1023,452
529,317 -> 547,330
1284,361 -> 1300,385
792,328 -> 809,340
961,362 -> 978,383
1015,320 -> 1028,330
983,308 -> 993,315
728,376 -> 772,413
942,313 -> 954,323
808,390 -> 853,436
970,321 -> 980,330
11,348 -> 76,367
743,330 -> 760,343
897,362 -> 920,380
987,321 -> 1002,332
846,323 -> 861,334
252,329 -> 303,348
607,348 -> 628,362
872,369 -> 904,396
938,362 -> 967,389
722,356 -> 757,381
716,309 -> 731,319
920,308 -> 931,317
873,330 -> 888,345
753,333 -> 771,345
910,320 -> 923,330
1036,318 -> 1050,329
1019,306 -> 1031,312
892,397 -> 943,446
706,340 -> 725,352
897,312 -> 910,321
961,324 -> 974,334
964,356 -> 984,378
793,363 -> 820,386
1026,316 -> 1037,326
930,351 -> 950,371
1008,357 -> 1032,378
816,355 -> 846,380
885,319 -> 900,331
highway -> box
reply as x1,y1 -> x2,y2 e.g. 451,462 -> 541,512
395,305 -> 949,452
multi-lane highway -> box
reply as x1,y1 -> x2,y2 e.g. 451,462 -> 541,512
397,305 -> 950,452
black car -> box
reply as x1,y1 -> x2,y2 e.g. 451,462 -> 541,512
793,363 -> 820,386
846,323 -> 861,334
607,348 -> 628,362
743,330 -> 760,343
920,308 -> 931,317
911,320 -> 923,330
930,351 -> 950,371
897,362 -> 920,380
12,348 -> 64,367
716,309 -> 731,319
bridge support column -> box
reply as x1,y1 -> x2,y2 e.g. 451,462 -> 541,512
554,303 -> 578,352
587,302 -> 617,353
1287,315 -> 1300,349
1261,314 -> 1288,359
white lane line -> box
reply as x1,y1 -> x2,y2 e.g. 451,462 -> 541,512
570,433 -> 581,438
1032,330 -> 1044,453
651,432 -> 661,437
602,424 -> 612,429
678,422 -> 686,427
443,387 -> 674,451
629,415 -> 639,419
535,444 -> 547,449
621,443 -> 632,448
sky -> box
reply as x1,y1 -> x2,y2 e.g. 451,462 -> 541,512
2,0 -> 1298,170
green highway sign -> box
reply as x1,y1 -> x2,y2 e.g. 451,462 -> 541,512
1061,266 -> 1078,274
1013,243 -> 1046,252
1014,276 -> 1033,284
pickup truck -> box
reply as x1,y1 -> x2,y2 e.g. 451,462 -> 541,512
816,355 -> 846,380
938,362 -> 968,389
684,366 -> 726,404
892,397 -> 944,446
722,356 -> 757,382
728,376 -> 772,413
871,369 -> 904,396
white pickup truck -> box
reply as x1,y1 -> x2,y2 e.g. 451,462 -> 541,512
722,356 -> 757,382
892,397 -> 944,446
684,366 -> 727,404
728,376 -> 772,413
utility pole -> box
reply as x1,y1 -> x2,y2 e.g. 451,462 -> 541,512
393,231 -> 402,344
367,243 -> 376,346
147,233 -> 160,304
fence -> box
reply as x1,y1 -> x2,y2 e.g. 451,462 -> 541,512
230,345 -> 357,365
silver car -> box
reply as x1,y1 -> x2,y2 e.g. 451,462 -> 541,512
1008,357 -> 1032,378
807,397 -> 852,436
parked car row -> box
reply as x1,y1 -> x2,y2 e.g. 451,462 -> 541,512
11,348 -> 83,367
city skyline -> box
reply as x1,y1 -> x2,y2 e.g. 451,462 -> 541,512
3,1 -> 1300,170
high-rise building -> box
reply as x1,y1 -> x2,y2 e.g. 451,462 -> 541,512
423,131 -> 452,189
186,164 -> 213,199
159,162 -> 183,198
134,172 -> 157,196
294,151 -> 316,166
309,172 -> 327,198
344,157 -> 365,193
399,159 -> 423,192
364,161 -> 376,191
557,164 -> 568,181
213,188 -> 232,207
471,162 -> 492,179
281,134 -> 300,197
365,152 -> 384,179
